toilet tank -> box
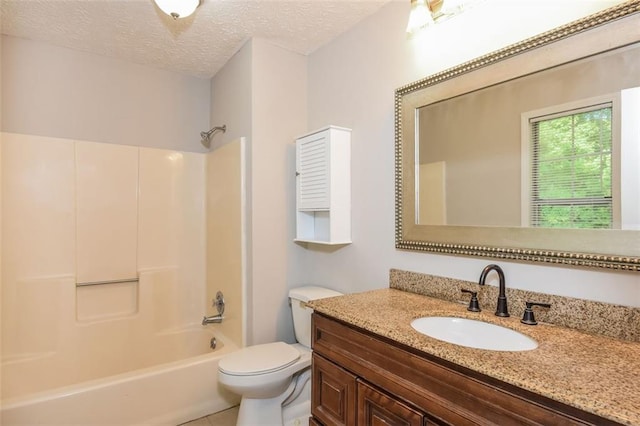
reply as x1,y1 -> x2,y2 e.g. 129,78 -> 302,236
289,286 -> 342,348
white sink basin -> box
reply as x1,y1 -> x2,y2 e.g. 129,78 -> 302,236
411,316 -> 538,351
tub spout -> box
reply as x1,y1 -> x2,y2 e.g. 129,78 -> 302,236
202,314 -> 223,325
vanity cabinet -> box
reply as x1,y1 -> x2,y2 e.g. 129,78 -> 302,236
311,313 -> 622,426
295,126 -> 351,245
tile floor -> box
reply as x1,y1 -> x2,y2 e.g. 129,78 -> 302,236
179,406 -> 239,426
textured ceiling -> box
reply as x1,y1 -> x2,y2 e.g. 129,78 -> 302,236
1,0 -> 395,79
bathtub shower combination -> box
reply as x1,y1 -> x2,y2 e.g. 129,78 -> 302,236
1,271 -> 240,425
1,133 -> 243,425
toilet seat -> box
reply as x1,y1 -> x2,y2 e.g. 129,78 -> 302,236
218,342 -> 301,376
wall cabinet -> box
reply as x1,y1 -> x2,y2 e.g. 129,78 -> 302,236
311,313 -> 622,426
295,126 -> 351,245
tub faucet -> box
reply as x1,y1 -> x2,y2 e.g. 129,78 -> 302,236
202,314 -> 223,325
478,264 -> 509,317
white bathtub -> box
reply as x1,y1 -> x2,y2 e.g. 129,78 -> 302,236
1,327 -> 240,425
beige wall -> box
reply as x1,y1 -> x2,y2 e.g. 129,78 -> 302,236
209,42 -> 253,345
300,0 -> 640,307
209,42 -> 253,153
1,35 -> 210,153
210,39 -> 307,345
250,38 -> 307,345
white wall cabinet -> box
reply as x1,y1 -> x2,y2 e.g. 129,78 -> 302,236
295,126 -> 351,245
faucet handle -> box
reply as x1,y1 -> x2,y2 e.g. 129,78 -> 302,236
214,291 -> 225,315
520,301 -> 551,325
461,289 -> 481,312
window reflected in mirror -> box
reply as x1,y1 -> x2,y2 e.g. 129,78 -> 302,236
415,43 -> 640,231
526,103 -> 613,229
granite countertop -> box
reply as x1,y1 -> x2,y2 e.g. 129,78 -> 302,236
309,288 -> 640,426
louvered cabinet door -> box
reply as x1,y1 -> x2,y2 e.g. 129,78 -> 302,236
297,131 -> 330,211
295,126 -> 351,245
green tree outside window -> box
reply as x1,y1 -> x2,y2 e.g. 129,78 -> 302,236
530,106 -> 612,229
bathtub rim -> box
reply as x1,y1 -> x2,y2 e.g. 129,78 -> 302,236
1,326 -> 235,410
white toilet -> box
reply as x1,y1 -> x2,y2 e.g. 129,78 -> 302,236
218,286 -> 342,426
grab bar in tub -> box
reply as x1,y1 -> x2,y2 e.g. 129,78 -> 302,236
76,277 -> 139,287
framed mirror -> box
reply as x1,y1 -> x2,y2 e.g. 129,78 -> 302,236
395,1 -> 640,271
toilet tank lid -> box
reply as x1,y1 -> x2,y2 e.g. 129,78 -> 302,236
289,286 -> 343,303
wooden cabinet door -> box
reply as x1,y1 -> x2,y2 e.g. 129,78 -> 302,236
357,381 -> 424,426
312,353 -> 357,426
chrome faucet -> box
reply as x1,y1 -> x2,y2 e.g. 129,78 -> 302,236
478,264 -> 509,317
202,291 -> 226,325
202,314 -> 223,325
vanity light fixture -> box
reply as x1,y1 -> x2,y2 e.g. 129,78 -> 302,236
406,0 -> 480,36
406,0 -> 435,35
153,0 -> 201,19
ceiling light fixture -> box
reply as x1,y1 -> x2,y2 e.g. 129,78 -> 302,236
153,0 -> 201,20
406,0 -> 479,36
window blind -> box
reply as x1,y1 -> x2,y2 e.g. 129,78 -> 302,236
529,103 -> 613,229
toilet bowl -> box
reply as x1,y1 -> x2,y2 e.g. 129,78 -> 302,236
217,286 -> 342,426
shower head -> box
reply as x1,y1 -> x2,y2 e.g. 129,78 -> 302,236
200,125 -> 227,149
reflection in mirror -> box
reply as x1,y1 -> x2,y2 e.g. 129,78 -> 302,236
396,1 -> 640,270
416,43 -> 640,230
